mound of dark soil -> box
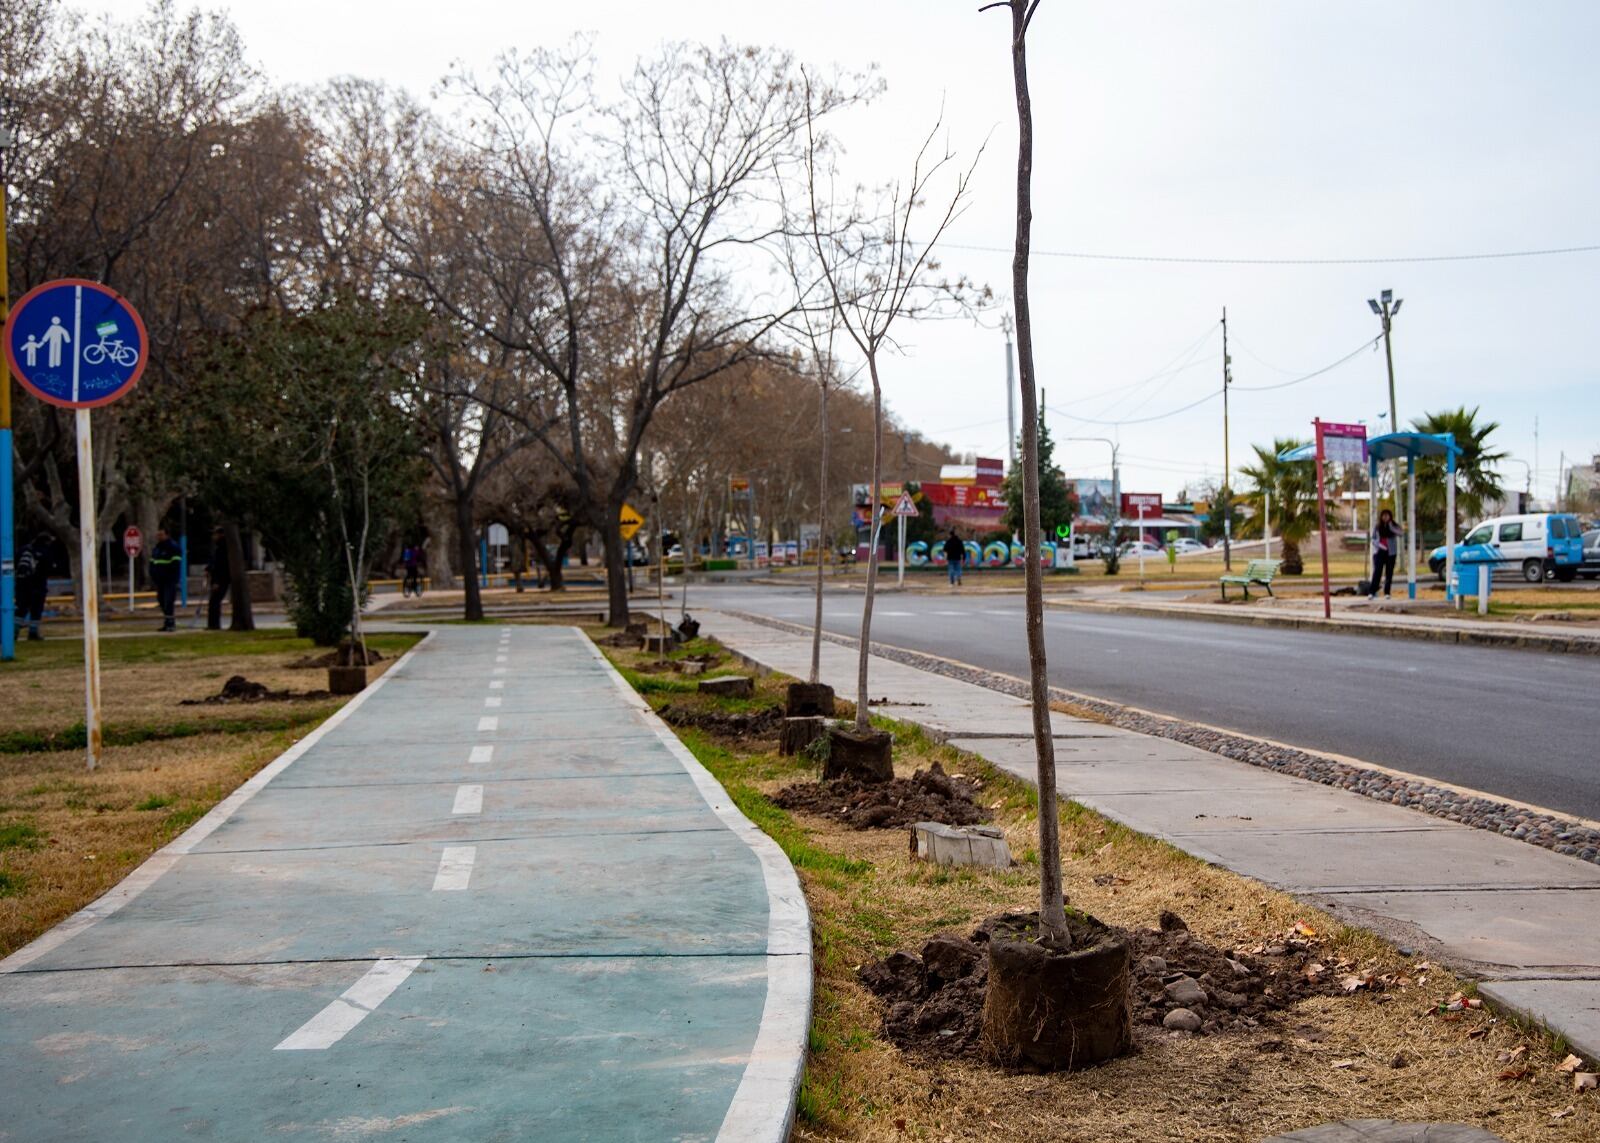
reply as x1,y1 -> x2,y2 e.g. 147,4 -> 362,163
773,762 -> 989,830
656,702 -> 785,742
288,645 -> 386,669
181,675 -> 331,705
858,911 -> 1376,1061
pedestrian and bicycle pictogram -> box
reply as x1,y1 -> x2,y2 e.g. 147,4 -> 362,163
3,278 -> 147,409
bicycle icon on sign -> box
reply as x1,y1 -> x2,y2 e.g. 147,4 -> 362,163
82,319 -> 140,369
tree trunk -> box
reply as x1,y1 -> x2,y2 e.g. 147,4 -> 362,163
453,492 -> 483,621
601,513 -> 629,627
1281,536 -> 1304,576
424,498 -> 457,589
811,380 -> 829,685
224,520 -> 255,632
854,355 -> 884,732
1004,0 -> 1068,943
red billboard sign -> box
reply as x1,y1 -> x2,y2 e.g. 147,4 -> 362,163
1120,492 -> 1161,516
975,456 -> 1005,486
921,483 -> 1007,509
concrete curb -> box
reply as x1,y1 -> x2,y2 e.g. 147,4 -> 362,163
1046,597 -> 1600,656
0,630 -> 438,975
583,636 -> 813,1143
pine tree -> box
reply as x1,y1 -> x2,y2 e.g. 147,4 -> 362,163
1001,413 -> 1078,540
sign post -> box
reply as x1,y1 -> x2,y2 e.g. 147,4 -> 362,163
122,525 -> 142,611
1119,493 -> 1161,581
891,491 -> 918,588
4,279 -> 147,770
1313,421 -> 1367,619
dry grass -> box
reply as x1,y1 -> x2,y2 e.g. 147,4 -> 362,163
600,635 -> 1598,1142
0,633 -> 416,957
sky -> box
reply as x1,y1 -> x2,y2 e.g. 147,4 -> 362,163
77,0 -> 1600,503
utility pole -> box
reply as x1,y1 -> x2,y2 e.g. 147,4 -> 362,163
1533,415 -> 1540,508
0,126 -> 15,662
1002,313 -> 1017,468
1220,307 -> 1232,572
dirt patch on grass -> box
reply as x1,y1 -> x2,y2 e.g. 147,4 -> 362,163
179,675 -> 331,705
858,909 -> 1382,1063
774,761 -> 991,830
657,701 -> 786,743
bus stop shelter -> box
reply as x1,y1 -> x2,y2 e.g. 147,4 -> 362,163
1366,431 -> 1462,600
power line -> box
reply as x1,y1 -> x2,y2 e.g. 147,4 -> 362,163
942,241 -> 1600,266
1231,335 -> 1381,391
1047,388 -> 1223,427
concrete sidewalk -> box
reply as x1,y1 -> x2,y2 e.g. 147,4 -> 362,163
0,625 -> 808,1143
1049,594 -> 1600,654
700,610 -> 1600,1061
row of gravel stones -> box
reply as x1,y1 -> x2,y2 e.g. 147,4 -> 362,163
723,610 -> 1600,868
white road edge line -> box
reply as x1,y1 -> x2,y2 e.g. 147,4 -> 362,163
452,785 -> 484,815
477,716 -> 498,732
1,632 -> 438,974
274,956 -> 425,1051
468,745 -> 494,765
432,846 -> 477,891
580,630 -> 810,1143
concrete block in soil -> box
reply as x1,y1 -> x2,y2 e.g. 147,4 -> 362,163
911,822 -> 1011,869
326,665 -> 368,695
785,681 -> 835,718
823,726 -> 894,784
779,716 -> 827,757
982,911 -> 1132,1071
698,675 -> 754,699
640,632 -> 678,654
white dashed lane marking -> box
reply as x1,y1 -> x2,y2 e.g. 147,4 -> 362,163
468,745 -> 494,765
492,667 -> 507,676
489,680 -> 504,689
478,716 -> 499,732
484,696 -> 502,708
274,957 -> 425,1051
432,846 -> 477,891
495,655 -> 508,664
452,785 -> 483,815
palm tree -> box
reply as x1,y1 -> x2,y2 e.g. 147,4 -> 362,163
1410,407 -> 1506,536
1237,438 -> 1325,575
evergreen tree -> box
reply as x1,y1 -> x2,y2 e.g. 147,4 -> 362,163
1001,413 -> 1078,540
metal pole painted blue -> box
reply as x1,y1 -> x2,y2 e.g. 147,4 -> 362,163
1,428 -> 15,661
178,496 -> 188,608
479,536 -> 488,588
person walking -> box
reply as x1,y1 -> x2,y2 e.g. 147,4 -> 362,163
150,527 -> 183,631
206,526 -> 231,630
15,532 -> 52,642
942,529 -> 966,587
402,543 -> 423,598
1369,508 -> 1402,599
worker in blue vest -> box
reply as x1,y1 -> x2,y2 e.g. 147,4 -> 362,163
150,527 -> 183,632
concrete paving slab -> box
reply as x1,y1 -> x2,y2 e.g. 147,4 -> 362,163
1169,825 -> 1600,893
1078,783 -> 1457,838
1321,888 -> 1600,970
951,735 -> 1267,780
0,955 -> 766,1143
192,772 -> 724,850
1477,978 -> 1600,1062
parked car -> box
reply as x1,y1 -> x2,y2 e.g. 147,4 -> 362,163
1169,538 -> 1207,555
1427,512 -> 1585,583
1580,529 -> 1600,580
1118,540 -> 1165,559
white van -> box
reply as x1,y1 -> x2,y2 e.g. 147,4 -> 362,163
1427,513 -> 1585,583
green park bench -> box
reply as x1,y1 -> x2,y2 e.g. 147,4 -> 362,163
1218,558 -> 1282,601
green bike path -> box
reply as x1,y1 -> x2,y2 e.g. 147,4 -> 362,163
0,625 -> 809,1142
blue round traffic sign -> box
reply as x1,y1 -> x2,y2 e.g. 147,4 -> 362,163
4,278 -> 147,409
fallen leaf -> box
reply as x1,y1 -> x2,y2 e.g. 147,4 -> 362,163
1550,1106 -> 1575,1120
1331,1059 -> 1358,1069
1094,841 -> 1113,857
1498,1046 -> 1529,1064
1498,1066 -> 1533,1082
1557,1054 -> 1585,1073
1304,962 -> 1327,981
1467,1027 -> 1489,1040
1576,1073 -> 1599,1092
1340,975 -> 1368,993
1293,921 -> 1318,937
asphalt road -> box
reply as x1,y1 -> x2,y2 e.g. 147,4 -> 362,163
692,583 -> 1600,822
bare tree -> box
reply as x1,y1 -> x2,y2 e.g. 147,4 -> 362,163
983,0 -> 1067,941
802,82 -> 984,732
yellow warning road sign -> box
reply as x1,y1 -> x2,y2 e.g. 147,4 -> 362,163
619,503 -> 645,541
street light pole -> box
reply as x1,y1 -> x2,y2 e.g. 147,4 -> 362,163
1064,436 -> 1119,557
1368,289 -> 1404,573
0,126 -> 15,663
1002,313 -> 1017,469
